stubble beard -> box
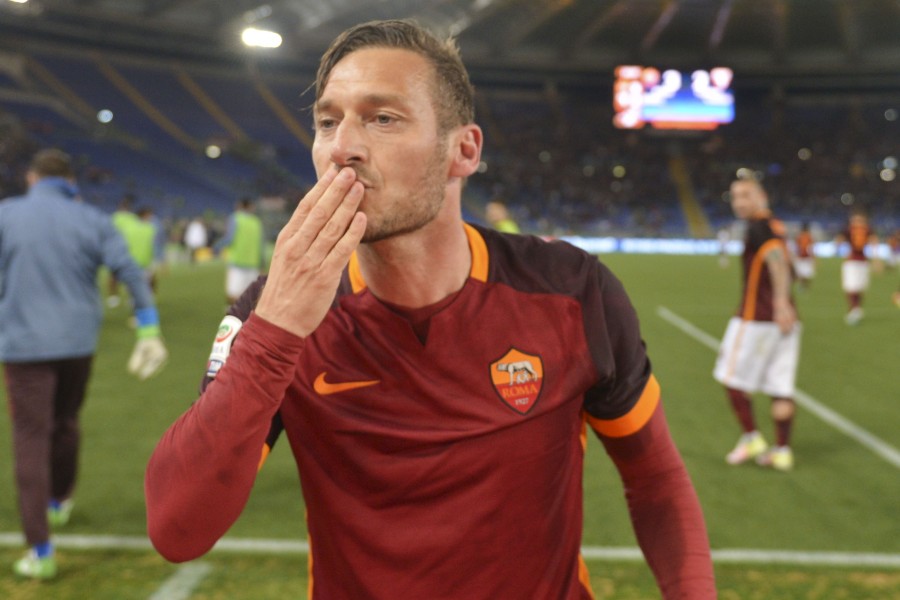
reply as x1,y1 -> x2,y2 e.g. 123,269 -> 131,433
360,139 -> 449,244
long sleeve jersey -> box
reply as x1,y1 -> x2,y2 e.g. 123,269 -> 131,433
0,179 -> 155,361
146,224 -> 715,599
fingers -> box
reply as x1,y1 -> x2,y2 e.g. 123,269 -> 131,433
278,166 -> 350,244
304,179 -> 364,262
254,166 -> 365,338
275,168 -> 363,267
319,210 -> 367,275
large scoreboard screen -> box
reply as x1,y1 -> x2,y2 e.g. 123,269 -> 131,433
613,65 -> 734,131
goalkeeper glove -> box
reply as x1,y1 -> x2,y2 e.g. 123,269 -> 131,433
128,307 -> 168,380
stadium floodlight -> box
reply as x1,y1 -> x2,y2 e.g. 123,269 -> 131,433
8,0 -> 30,4
97,109 -> 113,124
241,27 -> 282,49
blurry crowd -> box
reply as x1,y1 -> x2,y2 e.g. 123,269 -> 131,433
3,90 -> 897,243
470,90 -> 898,239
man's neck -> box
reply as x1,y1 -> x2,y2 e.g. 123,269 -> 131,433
356,209 -> 472,309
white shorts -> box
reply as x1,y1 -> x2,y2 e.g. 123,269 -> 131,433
841,261 -> 869,293
793,257 -> 815,280
226,266 -> 260,299
713,317 -> 801,397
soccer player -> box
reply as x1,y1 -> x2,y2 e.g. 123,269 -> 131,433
0,149 -> 168,579
135,206 -> 166,295
214,197 -> 266,304
836,210 -> 877,325
792,221 -> 815,290
485,199 -> 521,233
106,194 -> 140,307
183,215 -> 208,264
714,177 -> 800,472
145,20 -> 715,598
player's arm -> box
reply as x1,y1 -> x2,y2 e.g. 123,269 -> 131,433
762,241 -> 796,334
582,261 -> 715,598
146,166 -> 364,562
145,313 -> 302,562
590,391 -> 716,599
199,278 -> 284,466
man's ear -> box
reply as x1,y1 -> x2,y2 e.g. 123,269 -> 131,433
448,124 -> 483,179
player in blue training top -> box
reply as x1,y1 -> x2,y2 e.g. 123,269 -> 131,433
0,149 -> 168,579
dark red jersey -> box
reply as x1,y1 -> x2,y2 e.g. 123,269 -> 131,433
737,216 -> 794,322
795,231 -> 813,259
147,224 -> 714,599
844,222 -> 872,261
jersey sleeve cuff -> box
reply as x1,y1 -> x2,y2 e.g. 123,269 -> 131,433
245,310 -> 306,345
586,374 -> 660,438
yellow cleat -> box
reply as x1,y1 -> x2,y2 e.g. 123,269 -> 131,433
13,550 -> 57,580
756,446 -> 794,472
726,431 -> 768,465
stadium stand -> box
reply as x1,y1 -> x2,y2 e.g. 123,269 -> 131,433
0,46 -> 896,241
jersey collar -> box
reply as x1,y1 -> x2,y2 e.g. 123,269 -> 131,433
348,223 -> 489,294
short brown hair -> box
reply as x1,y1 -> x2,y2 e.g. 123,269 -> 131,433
29,148 -> 75,179
315,19 -> 475,132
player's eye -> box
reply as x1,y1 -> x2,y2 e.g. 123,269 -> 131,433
316,117 -> 337,130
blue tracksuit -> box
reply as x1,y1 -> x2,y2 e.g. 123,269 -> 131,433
0,178 -> 155,361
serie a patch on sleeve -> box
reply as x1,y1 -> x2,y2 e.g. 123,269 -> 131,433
206,315 -> 244,378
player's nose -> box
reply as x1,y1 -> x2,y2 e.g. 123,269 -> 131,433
329,119 -> 367,167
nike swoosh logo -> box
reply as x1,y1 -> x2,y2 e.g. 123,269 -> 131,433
313,372 -> 380,395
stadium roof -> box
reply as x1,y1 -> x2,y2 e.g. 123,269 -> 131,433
2,0 -> 900,84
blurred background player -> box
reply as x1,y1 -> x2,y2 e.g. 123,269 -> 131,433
106,195 -> 140,307
792,221 -> 815,290
135,206 -> 166,295
0,149 -> 168,579
836,210 -> 878,325
717,226 -> 732,269
714,177 -> 800,472
485,199 -> 520,233
183,215 -> 209,265
214,197 -> 265,304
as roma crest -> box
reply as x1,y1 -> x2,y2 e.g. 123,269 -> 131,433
490,348 -> 544,415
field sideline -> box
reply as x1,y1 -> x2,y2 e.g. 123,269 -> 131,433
1,254 -> 898,598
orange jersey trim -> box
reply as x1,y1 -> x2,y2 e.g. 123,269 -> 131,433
464,223 -> 490,282
586,375 -> 660,438
742,238 -> 783,320
578,554 -> 596,599
348,251 -> 366,294
347,224 -> 489,294
257,443 -> 271,471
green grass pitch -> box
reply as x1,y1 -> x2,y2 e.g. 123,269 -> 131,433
1,254 -> 898,598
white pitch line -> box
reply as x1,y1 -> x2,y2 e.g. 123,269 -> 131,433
710,549 -> 900,568
148,562 -> 212,600
656,305 -> 900,470
1,532 -> 898,568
